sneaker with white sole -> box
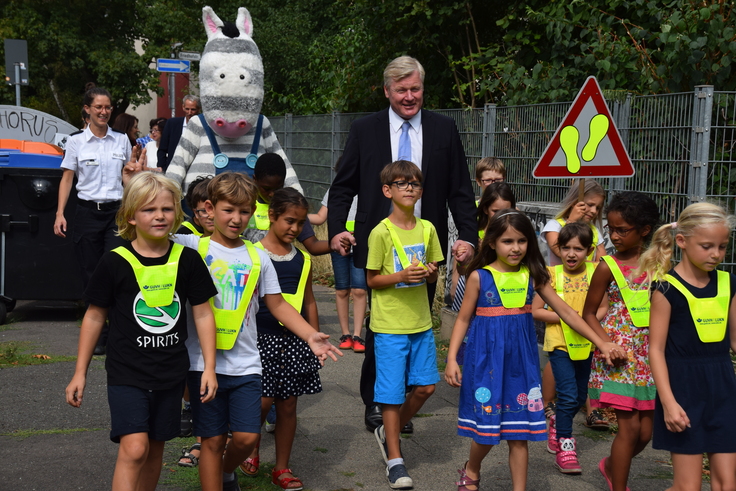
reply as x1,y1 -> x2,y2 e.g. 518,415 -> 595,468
555,437 -> 582,474
386,464 -> 413,489
547,414 -> 559,454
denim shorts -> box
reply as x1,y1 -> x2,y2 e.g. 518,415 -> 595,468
108,381 -> 185,443
330,252 -> 367,291
187,372 -> 262,437
374,329 -> 439,405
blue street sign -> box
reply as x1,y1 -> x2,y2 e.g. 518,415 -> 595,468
156,58 -> 190,73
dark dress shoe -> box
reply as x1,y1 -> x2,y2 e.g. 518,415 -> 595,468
365,405 -> 383,432
401,420 -> 414,434
93,345 -> 106,356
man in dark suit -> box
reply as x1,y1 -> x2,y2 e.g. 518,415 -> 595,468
328,56 -> 477,433
157,95 -> 201,172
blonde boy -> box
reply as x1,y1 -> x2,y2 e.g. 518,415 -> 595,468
366,160 -> 444,489
475,157 -> 506,192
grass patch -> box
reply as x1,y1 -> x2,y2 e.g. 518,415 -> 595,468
0,341 -> 76,367
313,446 -> 328,453
414,413 -> 434,418
2,428 -> 99,439
341,471 -> 355,477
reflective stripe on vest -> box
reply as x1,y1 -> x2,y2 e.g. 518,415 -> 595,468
254,242 -> 311,316
665,271 -> 730,343
197,237 -> 261,350
180,221 -> 203,237
381,217 -> 432,270
555,218 -> 598,261
482,265 -> 530,309
601,255 -> 650,327
114,243 -> 183,308
554,263 -> 595,360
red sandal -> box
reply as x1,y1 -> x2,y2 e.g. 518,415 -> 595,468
239,442 -> 259,477
272,468 -> 303,490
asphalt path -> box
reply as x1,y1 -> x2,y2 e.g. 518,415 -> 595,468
0,287 -> 687,491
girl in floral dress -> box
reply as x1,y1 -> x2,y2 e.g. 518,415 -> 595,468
582,191 -> 661,491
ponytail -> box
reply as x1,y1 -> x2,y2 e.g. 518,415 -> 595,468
636,223 -> 676,282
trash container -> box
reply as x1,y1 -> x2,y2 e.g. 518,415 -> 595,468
0,144 -> 83,323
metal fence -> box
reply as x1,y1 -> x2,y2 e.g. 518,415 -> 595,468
272,85 -> 736,270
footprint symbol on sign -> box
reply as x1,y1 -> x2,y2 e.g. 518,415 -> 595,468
559,114 -> 610,174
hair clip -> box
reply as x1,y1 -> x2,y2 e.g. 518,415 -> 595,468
670,222 -> 677,229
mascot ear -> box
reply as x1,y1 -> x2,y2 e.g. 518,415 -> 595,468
236,8 -> 253,37
202,6 -> 224,39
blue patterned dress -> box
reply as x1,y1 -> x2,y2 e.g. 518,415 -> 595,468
457,268 -> 546,444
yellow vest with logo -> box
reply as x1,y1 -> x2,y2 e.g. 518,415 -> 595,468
247,200 -> 270,230
113,243 -> 183,308
483,265 -> 530,309
554,263 -> 596,360
665,271 -> 730,343
197,237 -> 261,350
180,221 -> 203,237
602,255 -> 650,327
254,242 -> 311,317
381,217 -> 432,270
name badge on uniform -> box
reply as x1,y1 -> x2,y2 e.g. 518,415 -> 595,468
85,159 -> 99,166
112,153 -> 125,160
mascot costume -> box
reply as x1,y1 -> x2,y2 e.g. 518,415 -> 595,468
166,6 -> 302,194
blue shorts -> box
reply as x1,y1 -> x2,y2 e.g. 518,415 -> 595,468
108,381 -> 185,443
374,329 -> 439,405
188,372 -> 262,437
330,252 -> 367,291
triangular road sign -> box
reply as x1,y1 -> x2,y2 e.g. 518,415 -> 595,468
533,76 -> 634,178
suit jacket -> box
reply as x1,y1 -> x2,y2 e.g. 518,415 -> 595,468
328,108 -> 477,269
157,117 -> 184,172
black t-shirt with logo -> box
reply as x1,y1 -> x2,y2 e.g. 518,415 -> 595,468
85,241 -> 217,390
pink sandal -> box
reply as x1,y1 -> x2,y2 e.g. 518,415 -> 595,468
456,462 -> 480,491
598,457 -> 630,491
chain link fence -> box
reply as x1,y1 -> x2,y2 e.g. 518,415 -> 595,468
272,85 -> 736,271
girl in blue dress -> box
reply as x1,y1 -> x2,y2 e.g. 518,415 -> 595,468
642,203 -> 736,491
445,210 -> 625,491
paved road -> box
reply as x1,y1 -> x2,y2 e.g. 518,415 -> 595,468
0,287 -> 687,490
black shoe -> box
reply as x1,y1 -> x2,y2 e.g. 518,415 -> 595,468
365,405 -> 383,432
386,463 -> 413,489
180,406 -> 193,437
93,345 -> 106,356
401,420 -> 414,434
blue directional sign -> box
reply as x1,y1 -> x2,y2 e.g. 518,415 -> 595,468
156,58 -> 190,73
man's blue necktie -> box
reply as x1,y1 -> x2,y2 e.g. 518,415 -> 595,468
398,121 -> 412,162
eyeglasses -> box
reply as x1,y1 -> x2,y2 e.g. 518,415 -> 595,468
89,105 -> 113,112
604,224 -> 636,237
390,180 -> 423,190
194,208 -> 209,218
480,178 -> 504,185
150,128 -> 160,134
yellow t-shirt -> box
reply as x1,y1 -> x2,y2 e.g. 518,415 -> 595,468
543,265 -> 594,352
366,219 -> 444,334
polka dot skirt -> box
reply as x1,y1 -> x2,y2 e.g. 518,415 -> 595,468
257,331 -> 322,399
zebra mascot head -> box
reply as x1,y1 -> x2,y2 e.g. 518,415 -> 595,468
200,6 -> 263,140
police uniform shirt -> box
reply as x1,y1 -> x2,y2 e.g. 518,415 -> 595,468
61,126 -> 131,203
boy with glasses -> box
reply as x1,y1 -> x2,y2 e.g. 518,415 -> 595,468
366,160 -> 443,489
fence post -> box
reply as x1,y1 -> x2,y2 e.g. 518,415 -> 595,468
331,111 -> 340,183
283,113 -> 293,163
608,94 -> 632,196
688,86 -> 714,204
482,103 -> 496,158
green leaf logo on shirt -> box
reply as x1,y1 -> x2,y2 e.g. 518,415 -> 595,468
133,292 -> 181,333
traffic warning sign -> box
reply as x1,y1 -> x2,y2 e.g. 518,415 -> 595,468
533,76 -> 635,179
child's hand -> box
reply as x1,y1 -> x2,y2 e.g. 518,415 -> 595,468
65,374 -> 86,408
454,244 -> 468,261
307,332 -> 343,365
426,261 -> 438,275
400,263 -> 429,283
444,360 -> 462,387
600,342 -> 628,366
567,201 -> 588,222
339,236 -> 353,252
199,369 -> 218,404
663,401 -> 691,433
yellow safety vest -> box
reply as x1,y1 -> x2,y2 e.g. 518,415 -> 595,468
346,220 -> 355,233
114,243 -> 183,308
555,218 -> 599,261
180,221 -> 203,237
483,265 -> 530,309
247,200 -> 270,230
197,237 -> 261,350
381,217 -> 432,270
554,263 -> 596,360
602,255 -> 650,327
254,242 -> 311,317
665,271 -> 730,343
